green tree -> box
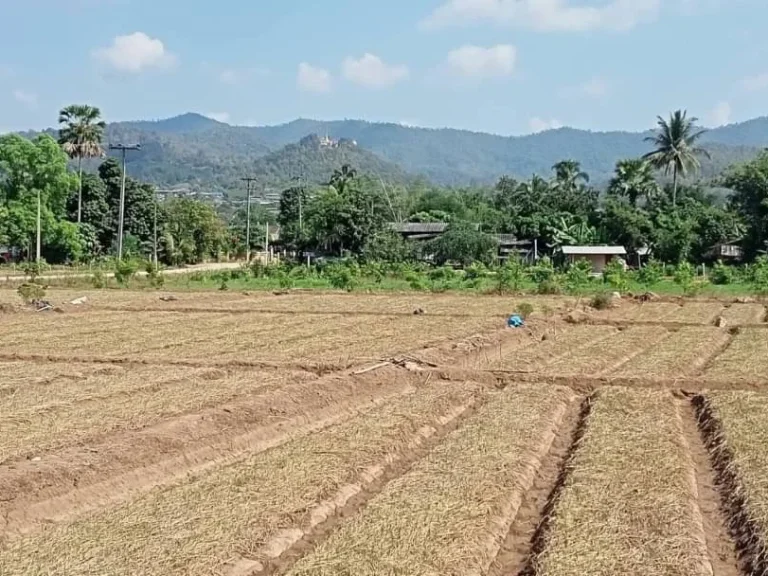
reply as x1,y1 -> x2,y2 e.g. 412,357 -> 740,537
723,151 -> 768,259
0,134 -> 76,261
643,110 -> 710,207
58,105 -> 106,224
607,159 -> 659,207
551,160 -> 589,192
277,183 -> 310,250
426,222 -> 497,267
163,197 -> 224,265
328,164 -> 357,194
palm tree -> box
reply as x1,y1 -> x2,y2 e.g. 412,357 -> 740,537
58,105 -> 106,223
551,160 -> 589,191
643,110 -> 710,207
329,164 -> 357,194
608,158 -> 659,207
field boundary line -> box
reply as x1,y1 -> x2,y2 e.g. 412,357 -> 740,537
488,395 -> 585,576
0,384 -> 417,541
97,306 -> 489,318
593,328 -> 674,377
693,394 -> 768,576
677,397 -> 741,576
692,328 -> 737,378
518,394 -> 594,576
226,393 -> 487,576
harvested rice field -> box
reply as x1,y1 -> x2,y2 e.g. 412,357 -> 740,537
1,288 -> 768,575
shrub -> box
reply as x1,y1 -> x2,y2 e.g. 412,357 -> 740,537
565,259 -> 593,293
496,256 -> 527,294
325,263 -> 356,291
17,282 -> 45,303
114,259 -> 139,287
750,256 -> 768,297
275,270 -> 295,290
405,272 -> 429,291
530,257 -> 556,284
218,278 -> 229,291
710,260 -> 734,285
91,269 -> 107,289
674,261 -> 706,296
637,259 -> 665,288
537,275 -> 563,295
603,258 -> 628,292
517,302 -> 535,319
590,291 -> 613,310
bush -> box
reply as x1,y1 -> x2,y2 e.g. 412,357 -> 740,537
674,261 -> 706,296
530,257 -> 555,284
537,275 -> 563,295
91,269 -> 107,289
496,256 -> 527,294
114,259 -> 139,286
275,270 -> 295,290
405,272 -> 429,291
565,259 -> 593,293
710,260 -> 734,285
17,282 -> 45,303
324,263 -> 357,291
603,258 -> 628,292
590,291 -> 613,310
517,302 -> 534,319
637,259 -> 665,288
218,278 -> 229,291
750,256 -> 768,297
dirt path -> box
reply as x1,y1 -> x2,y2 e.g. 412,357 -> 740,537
487,396 -> 588,576
677,397 -> 742,576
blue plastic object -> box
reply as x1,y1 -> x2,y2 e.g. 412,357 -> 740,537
507,314 -> 524,328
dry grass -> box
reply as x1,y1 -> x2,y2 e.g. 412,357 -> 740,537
720,304 -> 766,326
0,364 -> 307,462
611,327 -> 730,379
531,388 -> 711,576
0,309 -> 501,365
286,384 -> 574,576
664,302 -> 726,324
704,392 -> 768,553
494,324 -> 617,371
704,328 -> 768,381
595,302 -> 682,323
543,326 -> 668,377
0,381 -> 483,576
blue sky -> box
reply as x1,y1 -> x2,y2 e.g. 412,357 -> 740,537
1,0 -> 766,135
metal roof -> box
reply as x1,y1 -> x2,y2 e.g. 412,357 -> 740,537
562,245 -> 627,255
389,222 -> 449,234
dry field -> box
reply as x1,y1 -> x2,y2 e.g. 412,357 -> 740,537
1,288 -> 768,575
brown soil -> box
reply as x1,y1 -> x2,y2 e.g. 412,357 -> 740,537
693,395 -> 768,575
677,398 -> 741,576
488,395 -> 587,576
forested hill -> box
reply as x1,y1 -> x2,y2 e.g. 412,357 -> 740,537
20,113 -> 768,189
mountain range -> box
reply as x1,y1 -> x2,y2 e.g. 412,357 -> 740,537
20,113 -> 768,195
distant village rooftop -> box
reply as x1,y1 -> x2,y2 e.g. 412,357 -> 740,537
562,246 -> 627,255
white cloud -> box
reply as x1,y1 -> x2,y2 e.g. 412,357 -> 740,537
297,62 -> 332,93
578,76 -> 609,97
528,117 -> 562,133
342,53 -> 409,89
92,32 -> 175,73
446,44 -> 516,78
205,112 -> 230,123
743,72 -> 768,92
705,101 -> 731,127
13,89 -> 37,108
422,0 -> 660,32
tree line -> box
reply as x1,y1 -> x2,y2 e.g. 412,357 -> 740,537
1,105 -> 767,271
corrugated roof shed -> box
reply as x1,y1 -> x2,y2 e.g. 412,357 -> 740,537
562,246 -> 627,255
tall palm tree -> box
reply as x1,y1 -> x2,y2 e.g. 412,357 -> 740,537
643,110 -> 710,207
58,105 -> 106,223
329,164 -> 357,194
551,160 -> 589,191
607,158 -> 659,207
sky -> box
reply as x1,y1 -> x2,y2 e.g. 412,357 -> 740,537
1,0 -> 767,135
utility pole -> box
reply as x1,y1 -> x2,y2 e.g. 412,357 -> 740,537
36,188 -> 41,264
153,192 -> 159,269
109,144 -> 141,260
241,177 -> 257,261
